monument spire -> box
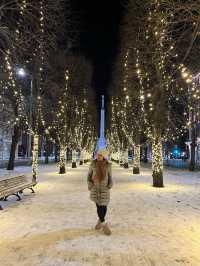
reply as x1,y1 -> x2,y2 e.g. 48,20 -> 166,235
102,95 -> 104,109
98,95 -> 106,149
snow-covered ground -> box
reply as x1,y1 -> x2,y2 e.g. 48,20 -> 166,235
0,163 -> 200,266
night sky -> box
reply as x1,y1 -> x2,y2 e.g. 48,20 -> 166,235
72,0 -> 124,104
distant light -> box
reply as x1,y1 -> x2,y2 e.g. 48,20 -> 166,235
140,95 -> 145,100
186,78 -> 192,84
17,68 -> 26,77
172,147 -> 181,158
182,72 -> 188,78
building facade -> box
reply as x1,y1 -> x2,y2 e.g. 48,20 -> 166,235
0,122 -> 12,160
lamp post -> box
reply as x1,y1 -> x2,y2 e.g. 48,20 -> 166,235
17,68 -> 33,158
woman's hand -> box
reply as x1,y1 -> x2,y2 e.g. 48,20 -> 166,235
92,175 -> 98,183
88,181 -> 94,191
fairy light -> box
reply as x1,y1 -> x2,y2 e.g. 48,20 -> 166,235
3,51 -> 28,127
59,145 -> 66,174
152,133 -> 163,177
108,0 -> 200,185
133,144 -> 140,174
32,134 -> 39,182
20,0 -> 27,14
47,66 -> 96,173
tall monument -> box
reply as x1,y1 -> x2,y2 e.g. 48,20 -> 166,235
97,95 -> 106,150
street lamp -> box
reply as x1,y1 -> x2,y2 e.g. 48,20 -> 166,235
17,68 -> 26,77
16,68 -> 33,158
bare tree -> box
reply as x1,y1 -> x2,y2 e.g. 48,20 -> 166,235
110,0 -> 200,186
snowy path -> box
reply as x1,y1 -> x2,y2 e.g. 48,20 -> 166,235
0,163 -> 200,266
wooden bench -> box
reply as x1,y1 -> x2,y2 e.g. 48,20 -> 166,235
0,174 -> 37,210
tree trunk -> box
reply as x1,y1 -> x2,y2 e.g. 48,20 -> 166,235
80,149 -> 84,165
7,125 -> 21,170
72,150 -> 77,168
32,134 -> 39,183
119,149 -> 123,165
133,144 -> 140,174
189,125 -> 196,171
59,146 -> 66,174
44,139 -> 50,164
152,129 -> 164,187
114,149 -> 119,164
123,149 -> 129,168
143,145 -> 148,163
45,153 -> 49,164
54,143 -> 58,163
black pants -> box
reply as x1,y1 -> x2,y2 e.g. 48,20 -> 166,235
96,204 -> 107,223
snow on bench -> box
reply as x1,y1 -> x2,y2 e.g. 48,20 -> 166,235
0,172 -> 37,210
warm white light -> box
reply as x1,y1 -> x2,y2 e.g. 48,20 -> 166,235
140,95 -> 144,100
186,78 -> 192,84
133,145 -> 140,171
182,72 -> 188,78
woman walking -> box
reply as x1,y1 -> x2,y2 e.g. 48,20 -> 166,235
87,149 -> 113,235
